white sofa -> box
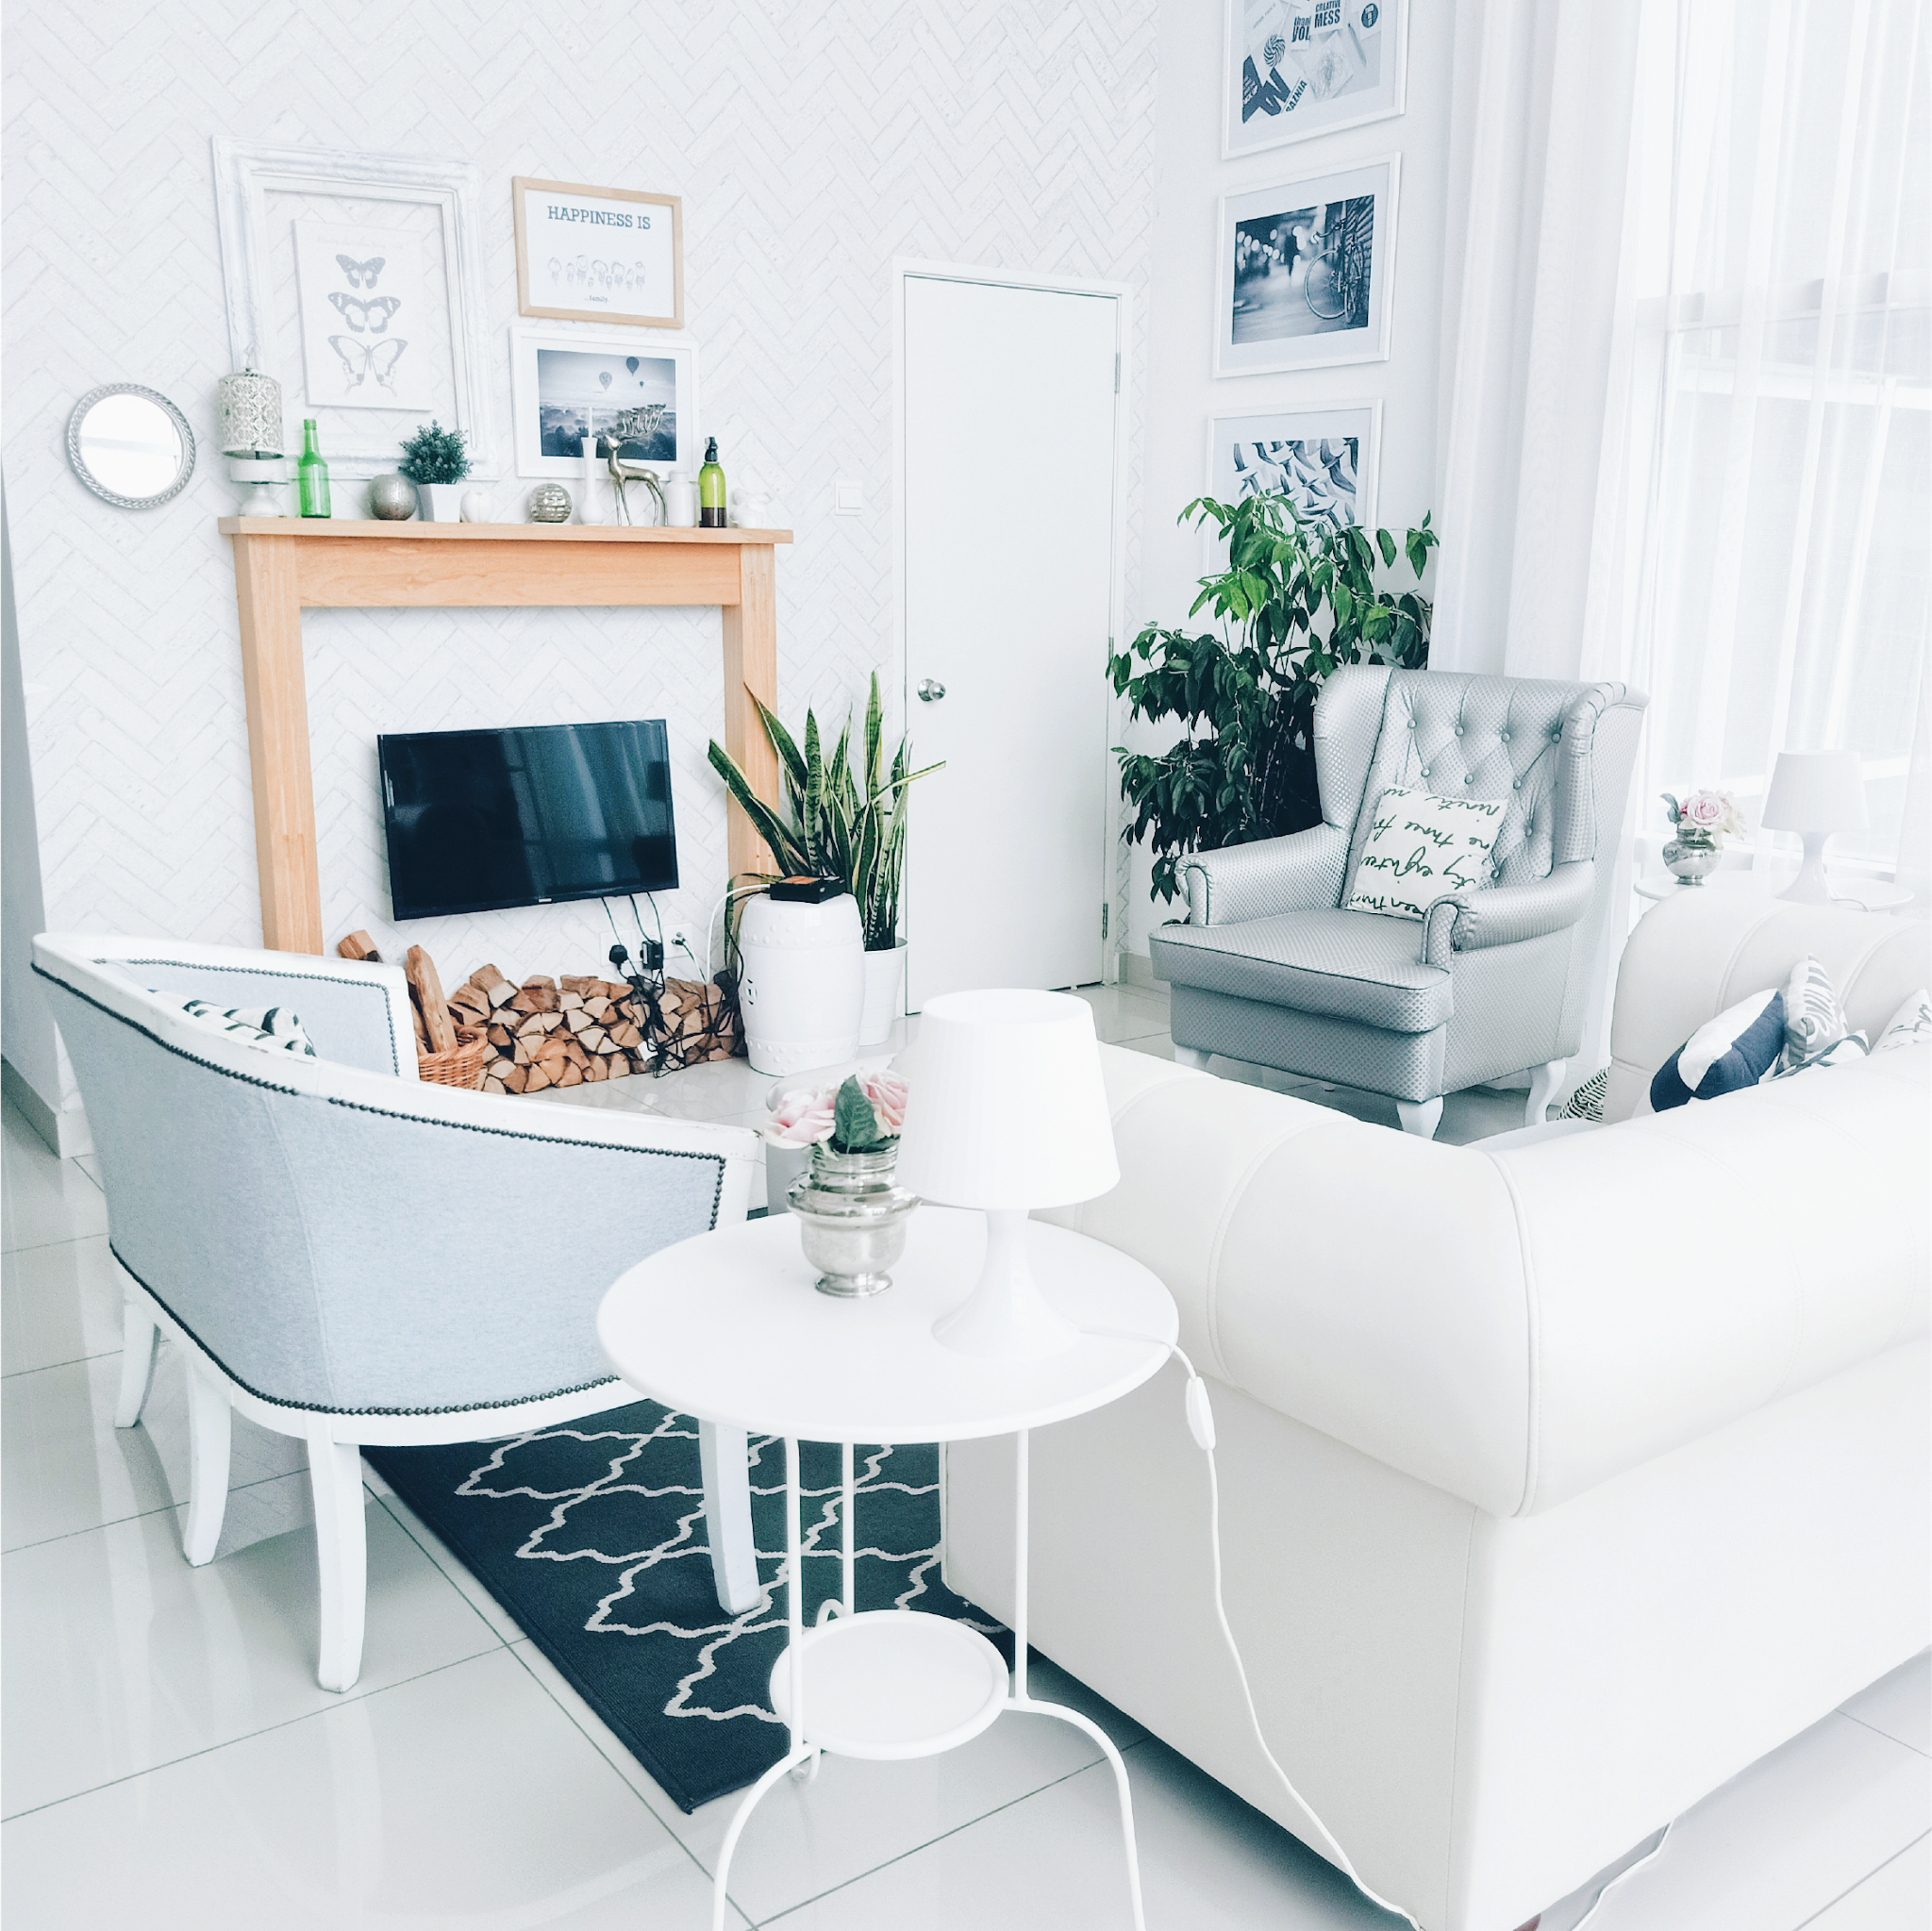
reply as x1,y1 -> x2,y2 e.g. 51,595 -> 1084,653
944,891 -> 1929,1931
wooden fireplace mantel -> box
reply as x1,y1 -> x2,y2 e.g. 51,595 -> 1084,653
217,518 -> 793,956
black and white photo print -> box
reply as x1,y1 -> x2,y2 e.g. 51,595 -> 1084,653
1216,158 -> 1398,375
1208,402 -> 1380,531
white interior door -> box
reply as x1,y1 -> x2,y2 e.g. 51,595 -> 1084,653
901,271 -> 1121,1007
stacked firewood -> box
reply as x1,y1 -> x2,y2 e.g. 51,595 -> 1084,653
333,930 -> 741,1091
460,969 -> 652,1093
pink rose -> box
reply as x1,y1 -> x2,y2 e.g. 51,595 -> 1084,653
764,1087 -> 836,1147
859,1071 -> 908,1134
1683,791 -> 1724,829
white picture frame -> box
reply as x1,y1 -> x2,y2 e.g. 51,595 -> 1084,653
212,139 -> 500,479
1207,400 -> 1382,531
510,326 -> 699,480
1223,0 -> 1409,160
1215,156 -> 1400,378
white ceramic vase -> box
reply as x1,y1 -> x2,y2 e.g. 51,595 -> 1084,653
416,482 -> 468,523
737,892 -> 865,1075
858,943 -> 908,1046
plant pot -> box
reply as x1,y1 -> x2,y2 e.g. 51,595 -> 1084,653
415,482 -> 468,523
1662,836 -> 1722,886
764,1138 -> 812,1215
737,891 -> 865,1075
858,943 -> 908,1046
786,1142 -> 919,1297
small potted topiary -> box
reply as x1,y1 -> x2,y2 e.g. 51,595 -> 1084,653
397,421 -> 471,522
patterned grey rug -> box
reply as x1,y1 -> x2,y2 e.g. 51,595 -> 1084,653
365,1401 -> 1004,1811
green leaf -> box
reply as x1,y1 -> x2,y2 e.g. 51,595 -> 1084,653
831,1075 -> 887,1152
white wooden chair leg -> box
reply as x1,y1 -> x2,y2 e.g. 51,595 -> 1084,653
1396,1096 -> 1443,1139
182,1362 -> 232,1566
114,1300 -> 159,1428
1526,1057 -> 1569,1128
1174,1045 -> 1212,1071
699,1421 -> 762,1615
306,1421 -> 367,1693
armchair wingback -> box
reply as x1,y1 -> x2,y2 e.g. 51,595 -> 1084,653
1149,668 -> 1647,1135
32,933 -> 762,1689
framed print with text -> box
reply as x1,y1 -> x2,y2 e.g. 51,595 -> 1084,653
512,177 -> 685,329
1224,0 -> 1408,159
1215,156 -> 1398,377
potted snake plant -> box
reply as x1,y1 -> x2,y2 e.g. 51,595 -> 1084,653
708,673 -> 941,1045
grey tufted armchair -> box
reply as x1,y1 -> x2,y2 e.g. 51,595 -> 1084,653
1148,667 -> 1648,1138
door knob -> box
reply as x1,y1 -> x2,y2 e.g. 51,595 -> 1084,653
917,678 -> 946,702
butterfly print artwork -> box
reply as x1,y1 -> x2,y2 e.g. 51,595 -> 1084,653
336,255 -> 386,289
327,292 -> 401,333
328,336 -> 408,391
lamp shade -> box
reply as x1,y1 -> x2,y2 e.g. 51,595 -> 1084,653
1760,750 -> 1867,833
893,990 -> 1119,1210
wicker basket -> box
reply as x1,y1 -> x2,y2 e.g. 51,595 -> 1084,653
417,1024 -> 491,1090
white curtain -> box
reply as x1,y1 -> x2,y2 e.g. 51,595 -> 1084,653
1593,0 -> 1930,894
1431,1 -> 1647,680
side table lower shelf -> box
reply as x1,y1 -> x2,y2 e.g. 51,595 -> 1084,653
708,1431 -> 1147,1930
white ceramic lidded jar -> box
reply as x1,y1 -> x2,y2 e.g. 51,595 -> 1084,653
736,891 -> 865,1074
661,473 -> 698,528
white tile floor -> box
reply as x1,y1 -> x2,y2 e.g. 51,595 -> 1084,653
4,986 -> 1926,1928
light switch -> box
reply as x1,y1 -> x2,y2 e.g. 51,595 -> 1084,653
833,479 -> 864,515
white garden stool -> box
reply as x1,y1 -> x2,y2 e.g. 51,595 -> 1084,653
598,1207 -> 1178,1930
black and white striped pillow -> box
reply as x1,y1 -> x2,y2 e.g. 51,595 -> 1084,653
169,997 -> 318,1057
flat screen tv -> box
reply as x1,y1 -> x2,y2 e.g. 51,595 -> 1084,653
378,721 -> 677,921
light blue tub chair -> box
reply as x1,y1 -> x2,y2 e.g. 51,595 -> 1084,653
32,933 -> 763,1691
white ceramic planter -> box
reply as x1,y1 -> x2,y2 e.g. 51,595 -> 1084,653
737,892 -> 865,1075
416,482 -> 468,523
858,943 -> 908,1047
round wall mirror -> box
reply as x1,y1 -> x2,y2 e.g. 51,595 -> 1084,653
66,385 -> 195,509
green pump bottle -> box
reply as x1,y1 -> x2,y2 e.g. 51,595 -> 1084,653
697,438 -> 726,528
297,419 -> 331,519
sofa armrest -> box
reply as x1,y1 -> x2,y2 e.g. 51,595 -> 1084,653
1182,824 -> 1350,926
1418,861 -> 1596,965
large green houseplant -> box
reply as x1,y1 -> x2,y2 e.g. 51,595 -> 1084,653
1109,494 -> 1439,905
707,674 -> 941,951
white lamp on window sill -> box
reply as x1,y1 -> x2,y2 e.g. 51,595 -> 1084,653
1760,750 -> 1868,904
893,990 -> 1119,1359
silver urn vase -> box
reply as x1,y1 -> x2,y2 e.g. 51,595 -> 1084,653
1662,835 -> 1722,886
787,1143 -> 919,1298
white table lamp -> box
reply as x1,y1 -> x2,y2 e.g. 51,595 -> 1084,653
1761,750 -> 1867,904
894,990 -> 1119,1359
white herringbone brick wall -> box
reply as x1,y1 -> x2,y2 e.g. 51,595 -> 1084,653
3,0 -> 1155,1007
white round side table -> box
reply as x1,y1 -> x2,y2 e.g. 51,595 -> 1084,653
1635,872 -> 1913,910
598,1207 -> 1179,1931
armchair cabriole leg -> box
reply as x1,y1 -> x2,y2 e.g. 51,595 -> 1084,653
1174,1045 -> 1212,1072
699,1421 -> 762,1615
182,1362 -> 232,1566
1395,1097 -> 1443,1140
306,1420 -> 368,1693
1526,1057 -> 1569,1129
114,1299 -> 158,1428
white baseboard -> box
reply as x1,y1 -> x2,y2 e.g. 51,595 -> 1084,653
2,1057 -> 91,1159
1117,949 -> 1160,991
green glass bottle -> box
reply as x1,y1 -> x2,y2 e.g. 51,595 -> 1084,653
297,419 -> 331,518
698,437 -> 726,528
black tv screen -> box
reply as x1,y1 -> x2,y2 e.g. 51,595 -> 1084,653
379,721 -> 678,920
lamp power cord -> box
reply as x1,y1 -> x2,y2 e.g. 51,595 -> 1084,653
1078,1331 -> 1674,1931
